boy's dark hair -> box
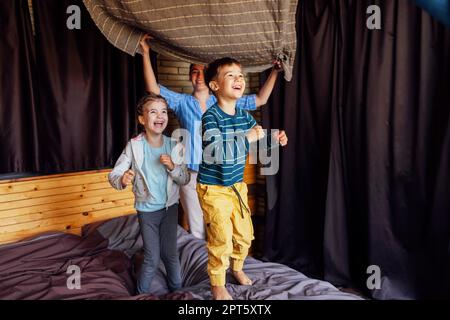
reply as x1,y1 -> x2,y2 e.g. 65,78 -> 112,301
205,57 -> 241,89
136,92 -> 168,131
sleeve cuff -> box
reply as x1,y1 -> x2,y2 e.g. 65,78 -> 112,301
168,165 -> 181,176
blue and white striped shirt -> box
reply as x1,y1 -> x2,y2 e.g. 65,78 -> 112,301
198,104 -> 257,186
159,85 -> 256,171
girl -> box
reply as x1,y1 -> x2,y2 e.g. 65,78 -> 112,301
109,93 -> 190,294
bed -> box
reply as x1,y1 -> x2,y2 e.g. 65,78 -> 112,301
0,214 -> 362,300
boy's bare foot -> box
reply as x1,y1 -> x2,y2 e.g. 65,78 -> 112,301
211,286 -> 233,300
232,270 -> 253,285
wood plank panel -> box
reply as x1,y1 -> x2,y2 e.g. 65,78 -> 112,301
0,169 -> 137,245
0,187 -> 125,211
0,170 -> 109,184
243,163 -> 257,185
248,195 -> 256,214
0,181 -> 111,203
0,205 -> 136,234
0,198 -> 134,227
0,171 -> 109,195
0,191 -> 134,219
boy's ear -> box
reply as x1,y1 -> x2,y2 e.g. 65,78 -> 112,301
138,115 -> 145,125
209,80 -> 219,92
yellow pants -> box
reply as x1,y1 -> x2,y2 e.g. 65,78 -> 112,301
197,182 -> 254,286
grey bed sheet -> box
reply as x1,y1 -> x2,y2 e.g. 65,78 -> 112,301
89,215 -> 363,300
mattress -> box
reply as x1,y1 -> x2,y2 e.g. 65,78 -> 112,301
0,214 -> 362,300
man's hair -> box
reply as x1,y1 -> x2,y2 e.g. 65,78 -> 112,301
136,92 -> 168,132
189,64 -> 196,75
137,92 -> 168,117
205,57 -> 242,89
189,63 -> 207,76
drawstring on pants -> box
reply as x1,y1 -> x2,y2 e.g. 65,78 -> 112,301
231,185 -> 250,218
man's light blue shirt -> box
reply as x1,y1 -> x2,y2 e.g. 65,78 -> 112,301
159,85 -> 257,171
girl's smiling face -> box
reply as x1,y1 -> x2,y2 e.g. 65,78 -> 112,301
138,100 -> 168,135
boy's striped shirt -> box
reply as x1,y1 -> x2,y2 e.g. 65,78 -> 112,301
198,103 -> 257,186
159,85 -> 256,171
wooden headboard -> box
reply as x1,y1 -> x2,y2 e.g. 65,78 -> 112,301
0,162 -> 257,245
0,169 -> 136,245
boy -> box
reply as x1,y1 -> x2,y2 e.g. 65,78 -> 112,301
139,35 -> 282,240
197,58 -> 288,300
109,93 -> 190,294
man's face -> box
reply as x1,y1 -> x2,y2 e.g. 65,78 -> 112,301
190,65 -> 207,90
210,63 -> 245,100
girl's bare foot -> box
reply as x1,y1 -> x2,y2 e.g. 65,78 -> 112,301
232,270 -> 252,285
211,286 -> 233,300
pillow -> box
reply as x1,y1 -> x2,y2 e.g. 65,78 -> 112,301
82,214 -> 143,257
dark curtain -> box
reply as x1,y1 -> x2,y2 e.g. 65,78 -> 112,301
262,0 -> 450,299
0,0 -> 152,175
32,0 -> 145,173
0,0 -> 38,173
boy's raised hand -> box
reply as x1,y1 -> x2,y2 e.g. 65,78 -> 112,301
273,130 -> 288,146
272,60 -> 283,73
247,125 -> 265,143
160,154 -> 175,171
121,169 -> 135,188
139,34 -> 152,55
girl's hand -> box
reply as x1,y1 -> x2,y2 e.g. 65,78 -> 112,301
121,169 -> 135,187
160,154 -> 175,171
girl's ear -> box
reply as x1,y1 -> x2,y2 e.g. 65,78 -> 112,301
209,80 -> 219,92
138,115 -> 145,125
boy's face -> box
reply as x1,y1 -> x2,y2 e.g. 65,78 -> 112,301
138,100 -> 168,135
190,65 -> 207,91
209,63 -> 245,100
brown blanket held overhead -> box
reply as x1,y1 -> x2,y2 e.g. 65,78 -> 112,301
82,0 -> 298,81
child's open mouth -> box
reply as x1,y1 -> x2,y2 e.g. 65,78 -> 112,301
153,121 -> 165,128
232,84 -> 242,91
